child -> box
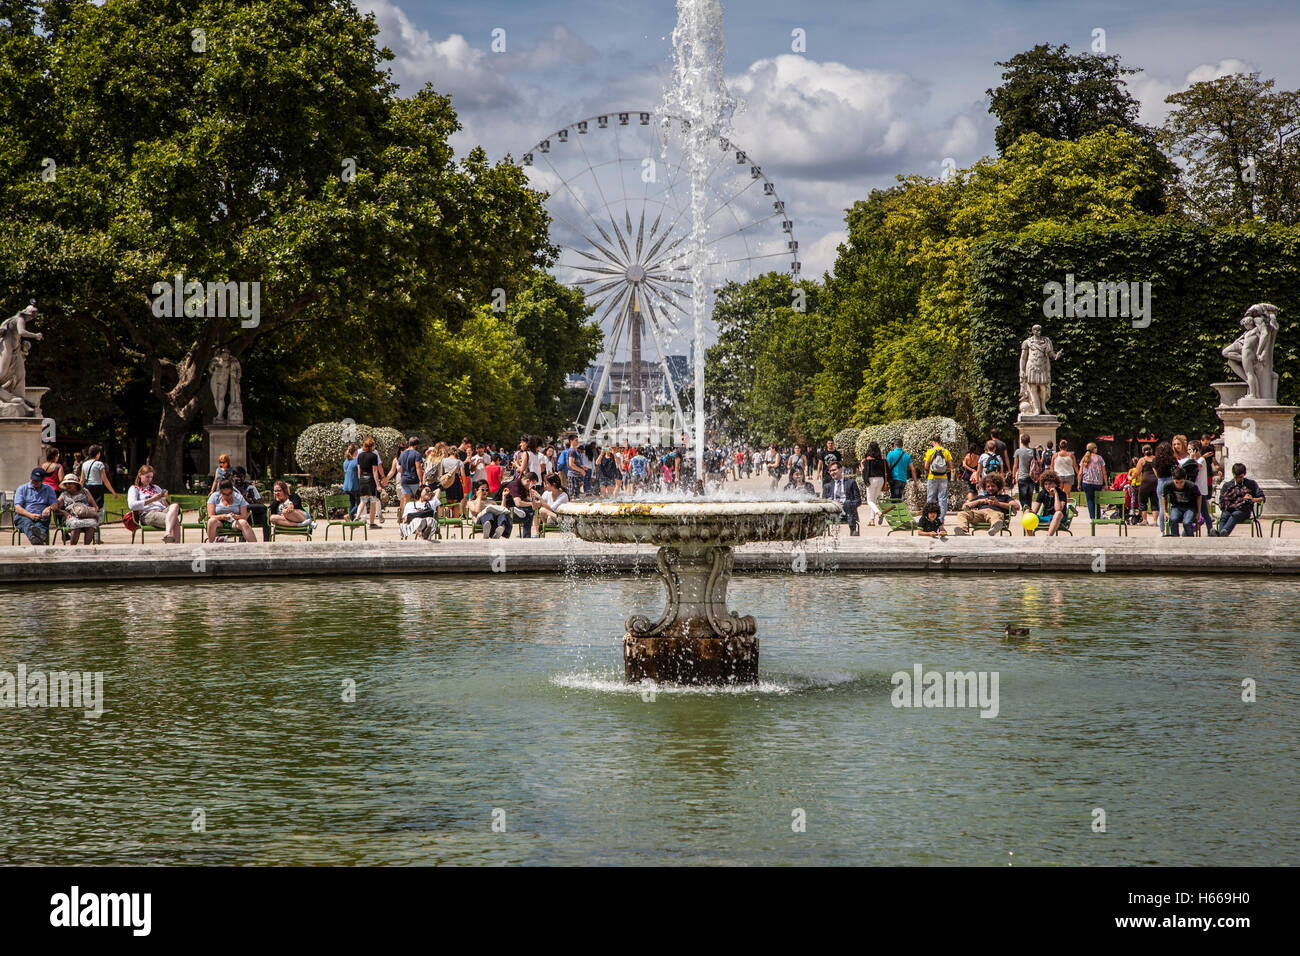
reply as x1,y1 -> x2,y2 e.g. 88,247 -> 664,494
916,501 -> 946,538
1027,471 -> 1071,536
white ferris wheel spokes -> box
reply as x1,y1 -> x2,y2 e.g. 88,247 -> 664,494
520,109 -> 798,445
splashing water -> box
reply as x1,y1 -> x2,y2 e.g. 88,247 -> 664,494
663,0 -> 735,480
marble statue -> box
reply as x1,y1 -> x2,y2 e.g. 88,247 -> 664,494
1019,324 -> 1062,417
209,347 -> 243,425
0,303 -> 41,416
1222,303 -> 1279,403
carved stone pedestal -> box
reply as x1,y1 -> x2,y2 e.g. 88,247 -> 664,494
206,424 -> 250,473
1214,385 -> 1300,516
0,416 -> 43,498
623,544 -> 758,684
1015,414 -> 1060,455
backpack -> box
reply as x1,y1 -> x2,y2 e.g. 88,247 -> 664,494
928,448 -> 949,475
981,452 -> 1002,473
1029,455 -> 1044,482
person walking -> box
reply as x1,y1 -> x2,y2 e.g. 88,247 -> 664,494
1136,444 -> 1158,526
355,437 -> 385,529
885,437 -> 915,501
1078,442 -> 1108,520
923,435 -> 954,523
860,441 -> 887,526
79,444 -> 116,514
1011,434 -> 1037,512
1051,440 -> 1077,494
342,443 -> 360,518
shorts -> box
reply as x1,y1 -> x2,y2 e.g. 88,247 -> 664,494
400,482 -> 420,496
599,477 -> 616,489
141,510 -> 170,530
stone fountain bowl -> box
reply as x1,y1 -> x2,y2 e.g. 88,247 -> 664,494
555,499 -> 842,547
555,499 -> 842,685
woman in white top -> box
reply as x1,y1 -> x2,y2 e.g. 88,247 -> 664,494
79,443 -> 116,512
536,473 -> 568,533
1051,439 -> 1078,493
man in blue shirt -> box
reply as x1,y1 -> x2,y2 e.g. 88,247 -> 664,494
396,436 -> 424,510
14,468 -> 58,544
885,438 -> 915,500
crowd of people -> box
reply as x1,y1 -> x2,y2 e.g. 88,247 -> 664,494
6,427 -> 1271,545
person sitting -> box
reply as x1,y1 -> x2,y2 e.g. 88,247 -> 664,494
536,473 -> 569,533
231,466 -> 269,540
401,484 -> 441,541
821,460 -> 863,535
13,467 -> 58,545
501,471 -> 541,538
784,467 -> 814,496
54,474 -> 101,545
1026,471 -> 1071,536
467,479 -> 512,538
207,478 -> 257,542
1216,463 -> 1265,536
916,501 -> 947,539
1161,465 -> 1201,537
128,465 -> 182,542
954,473 -> 1015,535
268,480 -> 313,533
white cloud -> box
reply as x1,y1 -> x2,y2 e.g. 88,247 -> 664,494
801,229 -> 848,279
1131,58 -> 1254,128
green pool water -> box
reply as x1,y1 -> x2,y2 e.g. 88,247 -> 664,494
1,572 -> 1295,865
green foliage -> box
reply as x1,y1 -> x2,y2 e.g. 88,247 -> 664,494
704,273 -> 819,441
988,43 -> 1142,152
0,0 -> 553,484
853,416 -> 967,470
969,221 -> 1300,441
1161,71 -> 1300,225
827,129 -> 1162,434
747,305 -> 827,446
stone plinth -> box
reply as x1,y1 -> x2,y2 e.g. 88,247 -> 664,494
206,424 -> 250,473
1216,397 -> 1300,516
0,416 -> 43,497
1015,414 -> 1060,454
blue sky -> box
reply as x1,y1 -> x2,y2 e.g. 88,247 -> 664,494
362,0 -> 1300,277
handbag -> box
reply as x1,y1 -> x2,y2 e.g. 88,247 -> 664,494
121,510 -> 139,532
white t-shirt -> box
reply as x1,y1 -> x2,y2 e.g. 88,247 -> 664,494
542,490 -> 568,512
527,451 -> 546,478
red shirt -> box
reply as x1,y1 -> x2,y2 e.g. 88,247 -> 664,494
486,463 -> 502,493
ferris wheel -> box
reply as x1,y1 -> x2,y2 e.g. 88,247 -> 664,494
520,109 -> 800,445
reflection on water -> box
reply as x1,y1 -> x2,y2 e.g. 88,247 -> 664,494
1,573 -> 1296,865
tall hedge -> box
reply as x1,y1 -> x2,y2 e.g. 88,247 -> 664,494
970,222 -> 1300,441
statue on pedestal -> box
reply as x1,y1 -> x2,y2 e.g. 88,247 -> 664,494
1222,303 -> 1280,403
0,303 -> 41,417
1019,324 -> 1062,417
209,347 -> 243,425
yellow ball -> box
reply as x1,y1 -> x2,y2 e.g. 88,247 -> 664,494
1020,511 -> 1040,531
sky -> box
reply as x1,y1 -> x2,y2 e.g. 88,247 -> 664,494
360,0 -> 1300,281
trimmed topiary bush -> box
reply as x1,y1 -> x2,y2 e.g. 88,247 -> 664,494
294,422 -> 409,484
855,416 -> 966,473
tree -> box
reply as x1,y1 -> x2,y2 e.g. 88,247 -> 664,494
0,0 -> 552,486
987,42 -> 1171,213
988,43 -> 1144,154
505,273 -> 602,437
703,273 -> 819,442
748,305 -> 826,447
1162,72 -> 1300,226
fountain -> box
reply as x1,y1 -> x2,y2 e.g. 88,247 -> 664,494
559,500 -> 839,683
559,0 -> 838,685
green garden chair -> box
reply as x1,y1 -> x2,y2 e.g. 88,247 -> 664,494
880,498 -> 918,535
181,505 -> 209,543
1089,490 -> 1129,536
324,494 -> 368,540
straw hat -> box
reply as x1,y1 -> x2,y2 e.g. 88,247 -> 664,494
59,474 -> 82,489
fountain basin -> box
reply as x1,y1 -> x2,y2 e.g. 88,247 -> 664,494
558,499 -> 840,683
